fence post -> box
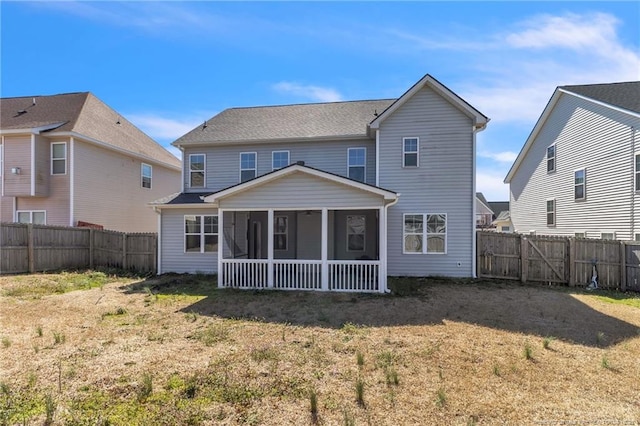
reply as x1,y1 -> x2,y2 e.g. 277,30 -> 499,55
568,237 -> 575,286
620,241 -> 627,291
89,228 -> 94,270
28,224 -> 35,273
520,235 -> 528,283
122,233 -> 128,270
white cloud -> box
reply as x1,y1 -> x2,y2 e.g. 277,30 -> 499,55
479,150 -> 518,163
272,82 -> 344,103
476,169 -> 510,201
127,113 -> 203,141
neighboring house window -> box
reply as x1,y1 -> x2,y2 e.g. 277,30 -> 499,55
635,233 -> 640,242
575,232 -> 585,238
272,151 -> 290,170
347,148 -> 366,182
501,226 -> 510,232
141,163 -> 152,189
16,210 -> 46,224
574,169 -> 586,200
189,154 -> 205,188
403,213 -> 446,254
240,152 -> 257,182
346,215 -> 365,252
600,232 -> 615,240
546,144 -> 555,173
274,216 -> 288,251
403,137 -> 419,167
184,215 -> 218,253
51,142 -> 67,175
635,154 -> 640,191
546,199 -> 555,226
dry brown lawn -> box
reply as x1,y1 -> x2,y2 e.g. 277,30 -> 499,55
1,273 -> 639,425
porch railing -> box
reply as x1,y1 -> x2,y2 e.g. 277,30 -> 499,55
221,259 -> 381,292
329,260 -> 380,292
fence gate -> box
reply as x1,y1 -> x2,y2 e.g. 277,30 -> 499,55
476,232 -> 521,280
625,243 -> 640,291
524,236 -> 567,284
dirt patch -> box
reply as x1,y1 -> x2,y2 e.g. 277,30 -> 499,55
1,274 -> 639,425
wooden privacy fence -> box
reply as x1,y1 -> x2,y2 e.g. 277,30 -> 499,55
0,223 -> 157,274
477,231 -> 640,292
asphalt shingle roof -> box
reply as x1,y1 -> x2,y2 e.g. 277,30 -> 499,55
173,99 -> 395,146
1,92 -> 180,168
560,81 -> 640,114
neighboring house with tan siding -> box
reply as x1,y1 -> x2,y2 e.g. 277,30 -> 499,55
0,92 -> 181,232
151,74 -> 489,292
505,81 -> 640,240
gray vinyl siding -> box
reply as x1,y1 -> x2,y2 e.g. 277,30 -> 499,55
160,208 -> 218,274
510,93 -> 640,240
182,138 -> 376,193
33,135 -> 49,196
378,85 -> 476,277
3,135 -> 31,196
219,172 -> 384,209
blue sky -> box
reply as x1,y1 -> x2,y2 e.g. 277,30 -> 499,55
2,1 -> 639,200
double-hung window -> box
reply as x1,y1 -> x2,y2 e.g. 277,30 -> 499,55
546,199 -> 555,226
16,210 -> 46,224
546,144 -> 555,173
346,215 -> 366,252
51,142 -> 67,175
635,153 -> 640,191
189,154 -> 205,188
347,148 -> 366,182
184,215 -> 218,253
141,163 -> 152,189
574,169 -> 586,200
403,137 -> 419,167
403,213 -> 447,254
272,151 -> 290,170
240,152 -> 257,182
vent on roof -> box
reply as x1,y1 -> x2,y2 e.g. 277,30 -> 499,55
296,161 -> 305,166
15,110 -> 27,117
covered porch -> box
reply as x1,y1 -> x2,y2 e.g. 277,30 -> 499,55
206,163 -> 398,292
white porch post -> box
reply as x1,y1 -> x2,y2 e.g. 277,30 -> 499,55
321,208 -> 328,291
379,206 -> 387,293
267,209 -> 274,288
218,209 -> 224,288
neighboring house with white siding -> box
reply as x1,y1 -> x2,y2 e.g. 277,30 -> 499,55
505,81 -> 640,240
0,92 -> 181,232
151,74 -> 488,292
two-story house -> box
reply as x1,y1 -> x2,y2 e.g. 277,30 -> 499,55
151,74 -> 488,292
505,82 -> 640,240
0,92 -> 181,232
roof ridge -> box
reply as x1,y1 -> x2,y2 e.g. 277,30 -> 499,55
67,92 -> 91,132
0,91 -> 90,100
226,98 -> 396,110
561,81 -> 640,89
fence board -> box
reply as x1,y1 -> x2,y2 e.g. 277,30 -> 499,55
476,232 -> 521,280
0,223 -> 156,274
625,243 -> 640,291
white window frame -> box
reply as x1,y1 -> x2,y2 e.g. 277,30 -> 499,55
272,151 -> 290,171
141,163 -> 152,189
347,147 -> 366,182
16,210 -> 46,225
635,153 -> 640,191
634,233 -> 640,242
184,214 -> 218,253
274,215 -> 288,251
600,231 -> 616,240
403,213 -> 447,254
346,215 -> 366,252
51,142 -> 67,175
240,152 -> 257,182
546,144 -> 556,173
546,198 -> 555,226
188,154 -> 206,188
574,232 -> 586,238
574,168 -> 586,200
403,137 -> 419,167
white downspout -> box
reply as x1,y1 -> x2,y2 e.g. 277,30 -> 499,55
383,196 -> 400,293
30,134 -> 36,196
631,126 -> 636,240
69,137 -> 75,226
154,207 -> 162,275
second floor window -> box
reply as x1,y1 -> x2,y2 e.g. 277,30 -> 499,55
189,154 -> 205,188
51,142 -> 66,175
547,144 -> 555,173
574,169 -> 586,200
403,137 -> 419,167
272,151 -> 290,170
347,148 -> 366,182
635,153 -> 640,191
141,163 -> 152,189
240,152 -> 257,182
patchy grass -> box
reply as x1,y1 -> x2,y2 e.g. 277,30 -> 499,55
0,272 -> 639,425
590,291 -> 640,309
